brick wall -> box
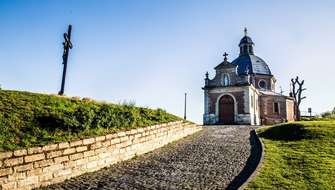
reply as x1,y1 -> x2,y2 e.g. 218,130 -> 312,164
0,121 -> 202,190
259,95 -> 295,125
253,75 -> 274,91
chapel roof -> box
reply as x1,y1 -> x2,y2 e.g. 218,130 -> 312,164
259,90 -> 295,100
231,54 -> 272,75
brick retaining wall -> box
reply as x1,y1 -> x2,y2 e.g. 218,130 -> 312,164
0,121 -> 202,190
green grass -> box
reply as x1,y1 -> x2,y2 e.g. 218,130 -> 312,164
246,120 -> 335,190
0,90 -> 181,151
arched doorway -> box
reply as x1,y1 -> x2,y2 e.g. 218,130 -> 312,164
218,95 -> 235,124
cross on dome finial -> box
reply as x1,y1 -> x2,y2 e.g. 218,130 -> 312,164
223,52 -> 229,62
244,27 -> 248,36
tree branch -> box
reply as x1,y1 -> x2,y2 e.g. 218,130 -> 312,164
291,76 -> 306,120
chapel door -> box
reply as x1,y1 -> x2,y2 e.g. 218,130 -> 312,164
219,95 -> 235,124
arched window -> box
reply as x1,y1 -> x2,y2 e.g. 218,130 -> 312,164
223,74 -> 230,86
243,46 -> 248,54
249,46 -> 253,54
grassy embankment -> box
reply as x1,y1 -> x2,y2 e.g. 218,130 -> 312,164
0,90 -> 180,151
246,120 -> 335,189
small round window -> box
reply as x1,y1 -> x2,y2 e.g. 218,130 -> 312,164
259,80 -> 267,89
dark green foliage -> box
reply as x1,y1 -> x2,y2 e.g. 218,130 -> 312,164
321,111 -> 335,119
0,90 -> 180,150
258,123 -> 327,141
259,123 -> 305,141
315,107 -> 335,119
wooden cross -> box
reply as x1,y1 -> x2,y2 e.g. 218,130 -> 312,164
59,25 -> 73,95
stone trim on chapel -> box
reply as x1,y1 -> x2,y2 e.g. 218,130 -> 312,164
203,29 -> 295,125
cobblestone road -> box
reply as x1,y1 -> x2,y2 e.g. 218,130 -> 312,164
40,126 -> 260,190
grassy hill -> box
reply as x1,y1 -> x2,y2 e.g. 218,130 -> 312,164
247,120 -> 335,189
0,90 -> 181,151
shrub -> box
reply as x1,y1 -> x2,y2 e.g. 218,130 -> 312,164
321,111 -> 335,119
258,123 -> 306,141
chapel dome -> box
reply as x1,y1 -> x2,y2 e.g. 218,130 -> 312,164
232,28 -> 272,76
231,54 -> 272,75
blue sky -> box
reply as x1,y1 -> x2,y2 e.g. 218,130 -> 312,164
1,0 -> 335,123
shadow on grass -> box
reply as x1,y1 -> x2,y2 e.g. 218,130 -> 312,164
226,130 -> 262,190
258,123 -> 323,141
258,123 -> 306,141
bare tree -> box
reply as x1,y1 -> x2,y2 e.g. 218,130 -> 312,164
291,76 -> 306,120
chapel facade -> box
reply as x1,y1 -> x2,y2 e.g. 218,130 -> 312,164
203,29 -> 295,125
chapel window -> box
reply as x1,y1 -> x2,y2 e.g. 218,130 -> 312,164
249,46 -> 253,54
259,80 -> 267,89
243,46 -> 248,54
274,102 -> 280,114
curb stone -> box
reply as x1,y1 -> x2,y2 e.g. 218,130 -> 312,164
238,128 -> 265,190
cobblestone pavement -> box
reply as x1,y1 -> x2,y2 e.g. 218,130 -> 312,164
40,126 -> 260,190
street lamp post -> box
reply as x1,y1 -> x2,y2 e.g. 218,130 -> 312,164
184,93 -> 187,120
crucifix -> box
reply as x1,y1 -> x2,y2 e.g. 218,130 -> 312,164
58,25 -> 73,96
223,52 -> 228,62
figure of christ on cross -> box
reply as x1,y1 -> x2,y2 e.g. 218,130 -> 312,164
58,25 -> 73,96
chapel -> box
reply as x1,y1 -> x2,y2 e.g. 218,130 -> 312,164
203,29 -> 295,125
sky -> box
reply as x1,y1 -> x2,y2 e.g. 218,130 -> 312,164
1,0 -> 335,124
